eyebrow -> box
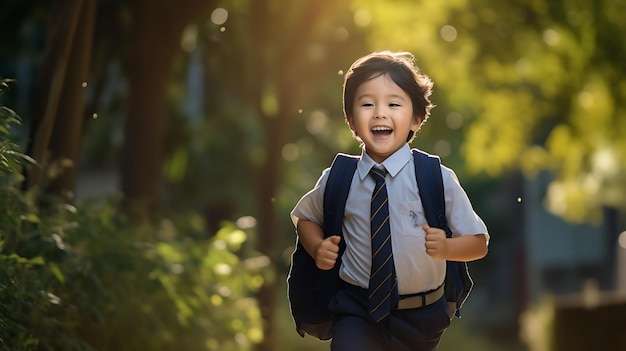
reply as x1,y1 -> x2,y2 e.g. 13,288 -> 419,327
356,93 -> 407,101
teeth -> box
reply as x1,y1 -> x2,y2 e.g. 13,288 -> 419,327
372,127 -> 392,131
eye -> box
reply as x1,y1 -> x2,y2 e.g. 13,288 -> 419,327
389,103 -> 401,107
361,103 -> 374,107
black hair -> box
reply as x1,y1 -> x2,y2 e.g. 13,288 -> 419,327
342,51 -> 434,142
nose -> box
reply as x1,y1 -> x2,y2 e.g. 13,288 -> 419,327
374,107 -> 387,119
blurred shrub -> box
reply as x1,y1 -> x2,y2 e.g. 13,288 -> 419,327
519,296 -> 554,351
0,79 -> 265,351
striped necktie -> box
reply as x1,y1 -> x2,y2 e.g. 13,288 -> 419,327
368,167 -> 398,322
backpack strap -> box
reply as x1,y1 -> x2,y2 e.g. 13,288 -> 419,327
412,149 -> 473,318
288,153 -> 358,340
412,149 -> 451,237
323,153 -> 359,252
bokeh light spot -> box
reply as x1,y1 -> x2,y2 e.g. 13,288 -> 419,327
282,143 -> 299,162
446,111 -> 463,130
236,216 -> 257,229
211,8 -> 228,25
543,29 -> 560,46
354,8 -> 372,27
306,110 -> 328,135
440,25 -> 458,42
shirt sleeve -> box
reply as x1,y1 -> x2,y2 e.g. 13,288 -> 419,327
441,165 -> 490,243
290,167 -> 330,229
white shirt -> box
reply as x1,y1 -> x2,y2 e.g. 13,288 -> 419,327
291,144 -> 489,295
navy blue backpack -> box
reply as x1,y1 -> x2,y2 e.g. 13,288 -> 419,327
287,149 -> 473,340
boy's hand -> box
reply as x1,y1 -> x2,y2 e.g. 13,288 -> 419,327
315,235 -> 341,270
423,225 -> 448,260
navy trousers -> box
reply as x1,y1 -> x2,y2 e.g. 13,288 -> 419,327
329,284 -> 451,351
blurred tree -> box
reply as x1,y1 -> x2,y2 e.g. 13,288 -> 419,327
451,0 -> 626,225
201,2 -> 365,349
353,0 -> 626,225
121,0 -> 218,220
13,0 -> 217,219
24,0 -> 96,203
5,1 -> 367,348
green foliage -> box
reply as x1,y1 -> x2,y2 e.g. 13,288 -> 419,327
1,200 -> 265,351
351,0 -> 626,223
0,81 -> 265,351
454,0 -> 626,223
0,79 -> 32,179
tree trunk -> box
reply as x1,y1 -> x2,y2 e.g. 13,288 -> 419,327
249,2 -> 353,349
121,0 -> 215,221
122,7 -> 169,220
26,0 -> 85,193
47,0 -> 96,202
255,114 -> 287,351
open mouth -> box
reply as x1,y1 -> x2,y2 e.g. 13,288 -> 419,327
372,126 -> 393,136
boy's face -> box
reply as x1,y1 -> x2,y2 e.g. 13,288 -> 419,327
347,74 -> 420,164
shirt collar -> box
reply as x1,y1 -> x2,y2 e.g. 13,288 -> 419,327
356,144 -> 412,181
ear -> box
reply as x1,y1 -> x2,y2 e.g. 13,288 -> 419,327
411,117 -> 422,131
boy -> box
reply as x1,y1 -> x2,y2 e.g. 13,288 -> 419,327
291,51 -> 489,351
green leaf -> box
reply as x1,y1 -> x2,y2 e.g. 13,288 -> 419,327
48,262 -> 65,284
